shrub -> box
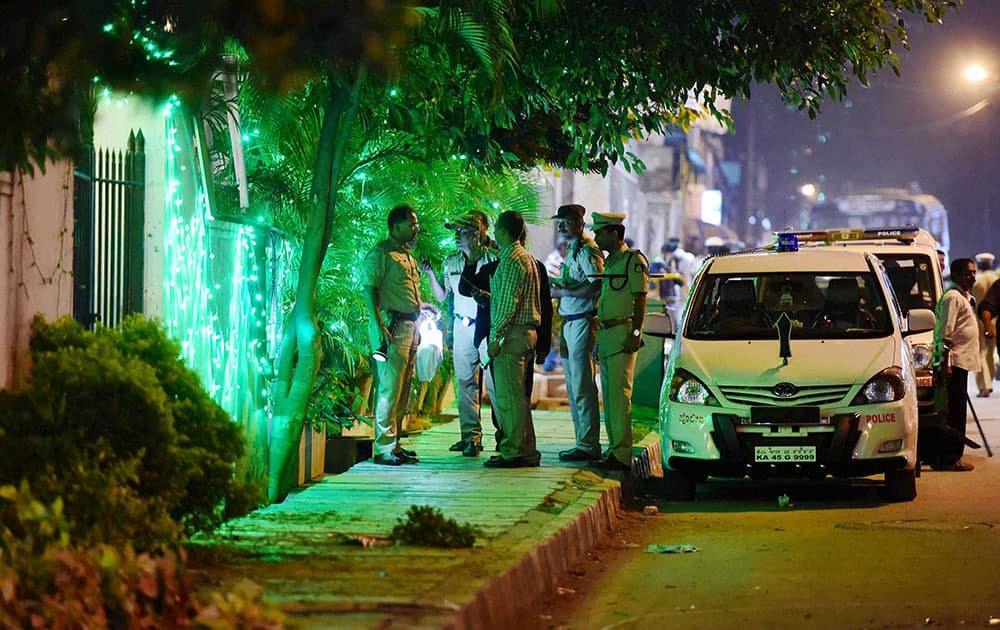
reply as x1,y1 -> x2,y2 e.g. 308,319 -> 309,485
0,315 -> 260,550
390,505 -> 479,548
0,483 -> 283,629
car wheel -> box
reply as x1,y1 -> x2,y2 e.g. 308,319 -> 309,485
662,469 -> 697,501
883,468 -> 917,502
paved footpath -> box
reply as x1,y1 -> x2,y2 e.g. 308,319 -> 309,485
189,409 -> 655,629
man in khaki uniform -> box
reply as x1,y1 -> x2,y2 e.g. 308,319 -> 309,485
362,205 -> 423,465
550,204 -> 604,462
591,212 -> 648,470
424,210 -> 498,456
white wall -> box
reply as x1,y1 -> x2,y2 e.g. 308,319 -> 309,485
0,163 -> 75,387
93,95 -> 167,319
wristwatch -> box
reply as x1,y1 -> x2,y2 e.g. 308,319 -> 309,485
631,328 -> 641,337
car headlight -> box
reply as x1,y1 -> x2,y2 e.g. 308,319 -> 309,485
669,369 -> 720,406
852,367 -> 905,404
911,343 -> 932,371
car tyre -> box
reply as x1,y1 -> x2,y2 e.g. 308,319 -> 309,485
883,468 -> 917,502
662,469 -> 697,501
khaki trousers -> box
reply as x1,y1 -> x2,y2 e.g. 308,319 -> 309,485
492,326 -> 540,462
976,331 -> 996,392
598,335 -> 637,465
373,320 -> 418,456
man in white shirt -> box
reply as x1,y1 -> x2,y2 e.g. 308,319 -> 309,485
932,257 -> 982,471
424,210 -> 498,457
972,252 -> 997,397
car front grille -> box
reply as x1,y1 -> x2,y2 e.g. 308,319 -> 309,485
718,384 -> 852,407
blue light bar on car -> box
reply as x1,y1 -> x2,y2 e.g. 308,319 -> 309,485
777,233 -> 799,252
776,226 -> 920,245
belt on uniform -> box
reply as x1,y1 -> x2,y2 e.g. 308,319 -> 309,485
598,317 -> 631,330
389,310 -> 420,322
455,315 -> 477,326
561,310 -> 597,322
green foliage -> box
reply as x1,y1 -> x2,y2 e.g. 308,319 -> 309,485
0,483 -> 283,629
306,326 -> 373,435
0,315 -> 260,550
390,505 -> 480,548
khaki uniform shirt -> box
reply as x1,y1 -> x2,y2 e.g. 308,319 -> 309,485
362,238 -> 421,314
597,246 -> 649,358
557,235 -> 604,316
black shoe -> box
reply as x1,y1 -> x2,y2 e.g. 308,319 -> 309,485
463,441 -> 482,457
484,455 -> 540,469
590,457 -> 630,472
935,459 -> 974,472
449,440 -> 468,452
559,448 -> 594,462
373,453 -> 406,466
391,448 -> 419,464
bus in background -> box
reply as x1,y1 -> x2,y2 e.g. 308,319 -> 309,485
809,188 -> 950,263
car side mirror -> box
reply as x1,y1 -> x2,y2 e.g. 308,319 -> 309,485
905,308 -> 935,335
644,311 -> 675,339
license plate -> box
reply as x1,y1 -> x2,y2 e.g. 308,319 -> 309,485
754,445 -> 817,463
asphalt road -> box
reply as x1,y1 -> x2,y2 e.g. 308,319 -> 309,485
530,389 -> 1000,630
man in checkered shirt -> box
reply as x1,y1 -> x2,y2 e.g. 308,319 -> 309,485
484,211 -> 542,468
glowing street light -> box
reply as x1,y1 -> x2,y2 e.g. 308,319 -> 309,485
964,63 -> 990,84
800,183 -> 817,198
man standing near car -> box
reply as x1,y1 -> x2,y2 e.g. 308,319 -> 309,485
591,212 -> 649,471
550,204 -> 604,463
932,257 -> 981,471
424,210 -> 497,457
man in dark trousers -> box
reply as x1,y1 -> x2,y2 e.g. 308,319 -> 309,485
931,257 -> 981,471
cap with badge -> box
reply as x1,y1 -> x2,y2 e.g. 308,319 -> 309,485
552,204 -> 586,221
588,211 -> 626,230
974,252 -> 995,265
444,210 -> 489,231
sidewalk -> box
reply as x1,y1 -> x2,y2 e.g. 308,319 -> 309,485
189,409 -> 654,629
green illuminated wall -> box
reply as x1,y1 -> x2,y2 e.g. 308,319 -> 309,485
162,103 -> 290,488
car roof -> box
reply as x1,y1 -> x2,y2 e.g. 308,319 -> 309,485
707,248 -> 873,274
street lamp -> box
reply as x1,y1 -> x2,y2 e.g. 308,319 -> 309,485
800,183 -> 817,198
964,63 -> 990,84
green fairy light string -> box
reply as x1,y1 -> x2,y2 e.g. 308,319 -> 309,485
162,99 -> 291,484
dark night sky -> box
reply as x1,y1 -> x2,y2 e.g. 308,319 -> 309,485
729,0 -> 1000,258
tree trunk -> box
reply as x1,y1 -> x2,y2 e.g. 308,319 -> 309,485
268,70 -> 366,503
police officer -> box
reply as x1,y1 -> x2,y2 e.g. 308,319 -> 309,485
362,205 -> 423,466
590,212 -> 649,470
424,210 -> 498,456
550,204 -> 604,462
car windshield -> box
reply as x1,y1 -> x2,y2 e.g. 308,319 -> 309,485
873,253 -> 937,314
685,272 -> 893,340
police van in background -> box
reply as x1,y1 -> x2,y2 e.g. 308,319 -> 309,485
656,232 -> 936,501
788,227 -> 944,465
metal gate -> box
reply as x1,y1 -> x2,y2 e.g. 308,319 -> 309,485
72,130 -> 146,328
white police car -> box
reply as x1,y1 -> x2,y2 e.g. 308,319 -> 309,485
787,227 -> 944,460
658,233 -> 936,501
